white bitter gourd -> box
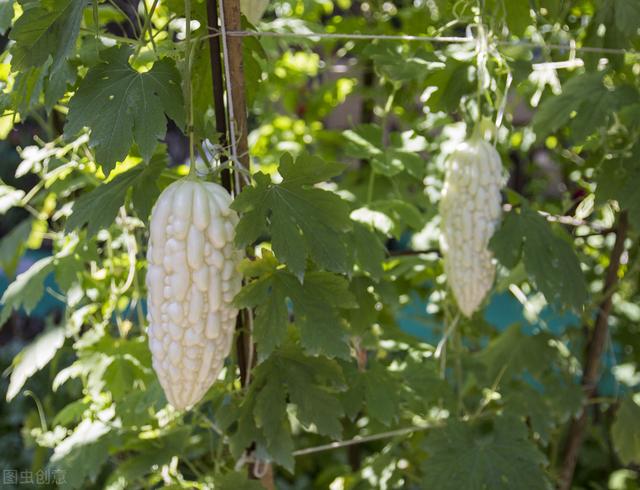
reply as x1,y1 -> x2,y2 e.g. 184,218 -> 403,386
439,137 -> 503,317
146,178 -> 243,410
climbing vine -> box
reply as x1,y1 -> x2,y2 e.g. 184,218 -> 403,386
0,0 -> 639,489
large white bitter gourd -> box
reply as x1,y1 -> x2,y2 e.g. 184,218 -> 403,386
146,178 -> 242,410
439,137 -> 503,317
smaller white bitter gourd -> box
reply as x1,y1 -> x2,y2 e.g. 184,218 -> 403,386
146,178 -> 243,410
439,137 -> 503,317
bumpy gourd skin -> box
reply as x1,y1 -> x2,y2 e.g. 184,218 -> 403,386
439,138 -> 503,317
146,178 -> 242,410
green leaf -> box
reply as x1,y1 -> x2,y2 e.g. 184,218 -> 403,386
130,154 -> 167,221
7,325 -> 65,401
343,125 -> 425,178
504,374 -> 582,444
54,240 -> 99,291
422,416 -> 552,490
289,381 -> 344,438
533,73 -> 604,138
339,360 -> 399,425
0,218 -> 31,277
369,199 -> 424,238
215,472 -> 265,490
344,124 -> 383,158
402,357 -> 455,410
0,256 -> 55,324
533,74 -> 638,142
615,0 -> 640,36
45,61 -> 77,109
490,207 -> 587,310
236,265 -> 356,358
226,396 -> 259,459
352,223 -> 385,280
278,350 -> 345,439
596,146 -> 640,229
53,399 -> 90,427
489,211 -> 523,268
233,152 -> 351,277
9,0 -> 88,71
364,44 -> 437,82
346,277 -> 378,335
105,427 -> 190,486
254,370 -> 294,469
612,395 -> 640,465
504,0 -> 531,36
477,324 -> 555,381
570,86 -> 637,142
117,380 -> 165,427
49,419 -> 112,489
0,0 -> 13,35
364,363 -> 400,426
503,385 -> 557,444
224,348 -> 345,470
5,64 -> 47,115
66,156 -> 166,236
254,370 -> 287,437
103,356 -> 136,401
237,275 -> 288,357
520,208 -> 587,310
65,47 -> 184,174
242,34 -> 266,107
423,60 -> 472,112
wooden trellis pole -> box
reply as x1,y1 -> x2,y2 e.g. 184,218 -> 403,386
221,0 -> 251,178
205,0 -> 231,191
205,0 -> 272,486
558,211 -> 629,490
217,0 -> 254,391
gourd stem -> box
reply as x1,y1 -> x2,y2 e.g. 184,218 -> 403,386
185,0 -> 196,177
475,0 -> 486,127
366,169 -> 375,204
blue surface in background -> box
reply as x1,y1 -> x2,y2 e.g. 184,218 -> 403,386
397,290 -> 580,342
396,289 -> 627,396
2,250 -> 626,396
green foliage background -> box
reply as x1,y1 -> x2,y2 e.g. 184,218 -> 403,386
0,0 -> 639,488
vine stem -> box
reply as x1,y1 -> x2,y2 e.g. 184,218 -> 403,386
184,0 -> 196,177
453,320 -> 464,416
435,311 -> 460,378
558,211 -> 629,490
142,0 -> 160,53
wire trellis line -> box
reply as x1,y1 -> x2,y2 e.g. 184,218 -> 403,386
291,424 -> 434,457
231,423 -> 436,475
203,28 -> 638,56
